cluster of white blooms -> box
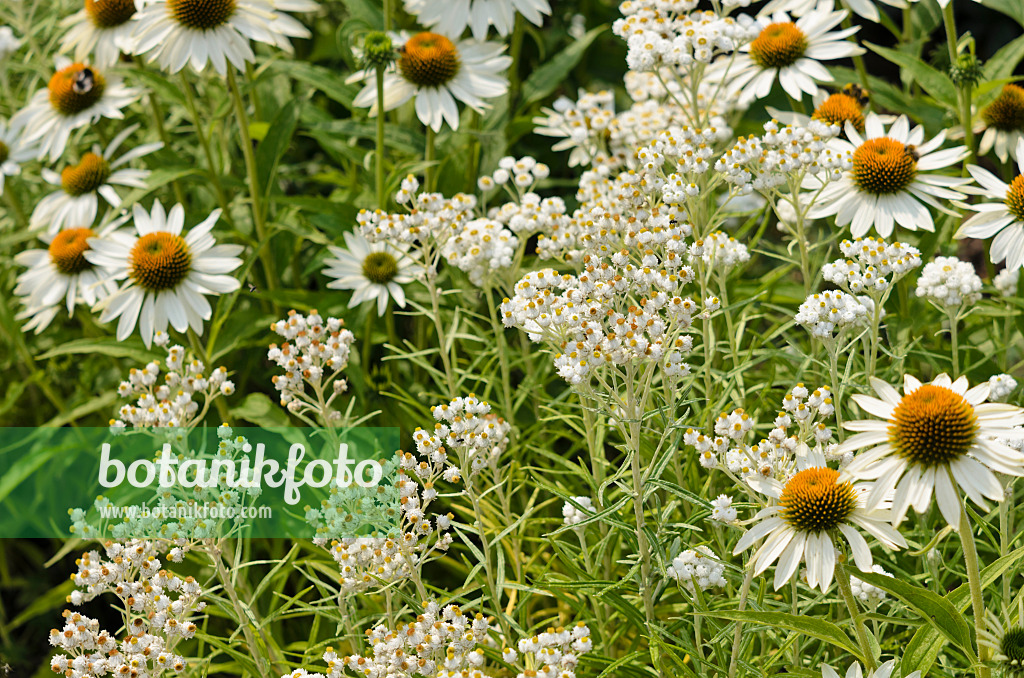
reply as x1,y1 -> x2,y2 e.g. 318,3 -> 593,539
710,494 -> 738,524
268,310 -> 355,420
614,3 -> 758,72
916,256 -> 983,308
666,545 -> 727,592
305,455 -> 400,539
477,155 -> 550,194
686,385 -> 838,484
717,120 -> 849,194
286,603 -> 500,678
111,333 -> 233,429
689,231 -> 750,273
405,396 -> 512,481
442,219 -> 518,286
795,290 -> 870,340
501,258 -> 699,386
988,374 -> 1019,403
822,238 -> 922,295
503,622 -> 594,678
490,192 -> 571,240
50,540 -> 205,678
562,496 -> 596,527
850,564 -> 892,606
360,177 -> 476,247
994,267 -> 1020,296
533,91 -> 617,168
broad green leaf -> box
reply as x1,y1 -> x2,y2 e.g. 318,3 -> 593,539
270,61 -> 359,108
865,42 -> 958,109
984,34 -> 1024,82
519,26 -> 606,109
983,0 -> 1024,27
36,338 -> 157,364
697,609 -> 864,660
850,567 -> 974,654
256,98 -> 301,199
340,0 -> 382,28
230,393 -> 291,427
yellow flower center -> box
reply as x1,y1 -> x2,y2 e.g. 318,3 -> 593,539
888,384 -> 978,467
780,467 -> 857,532
812,92 -> 865,133
749,22 -> 808,70
61,152 -> 111,196
48,64 -> 107,116
0,140 -> 8,165
85,0 -> 137,28
1005,175 -> 1024,222
399,33 -> 460,88
852,137 -> 918,195
982,84 -> 1024,132
49,227 -> 96,275
361,251 -> 399,285
167,0 -> 237,30
130,232 -> 193,291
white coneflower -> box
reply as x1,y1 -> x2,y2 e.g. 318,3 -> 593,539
86,201 -> 244,347
349,30 -> 511,132
322,230 -> 419,317
838,374 -> 1024,529
14,224 -> 121,333
978,84 -> 1024,163
30,125 -> 161,235
821,660 -> 921,678
956,137 -> 1024,271
130,0 -> 318,75
807,114 -> 971,238
0,118 -> 38,195
60,0 -> 138,68
403,0 -> 551,41
10,57 -> 139,162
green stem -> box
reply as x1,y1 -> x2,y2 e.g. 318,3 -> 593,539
949,310 -> 961,378
838,564 -> 878,672
842,10 -> 870,94
956,482 -> 990,678
226,68 -> 280,295
179,74 -> 236,232
146,91 -> 187,206
375,65 -> 387,209
728,565 -> 755,678
188,328 -> 231,424
827,342 -> 845,440
425,126 -> 437,191
507,15 -> 526,116
210,543 -> 271,678
426,271 -> 457,398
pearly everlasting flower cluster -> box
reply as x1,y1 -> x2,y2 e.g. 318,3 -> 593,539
666,545 -> 727,592
360,177 -> 476,248
994,267 -> 1020,297
504,622 -> 594,678
822,238 -> 922,295
442,219 -> 518,286
689,231 -> 751,273
849,564 -> 892,606
405,396 -> 512,481
111,333 -> 232,430
477,156 -> 550,195
710,494 -> 738,524
988,374 -> 1019,403
916,256 -> 983,308
562,496 -> 596,527
50,540 -> 205,678
268,310 -> 355,419
795,290 -> 870,340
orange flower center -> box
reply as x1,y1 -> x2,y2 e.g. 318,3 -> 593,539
167,0 -> 237,30
812,92 -> 865,133
852,137 -> 918,195
399,33 -> 460,88
888,385 -> 978,467
61,152 -> 111,196
1005,175 -> 1024,222
49,227 -> 96,275
749,22 -> 807,70
48,64 -> 107,116
780,467 -> 857,532
130,232 -> 193,291
982,84 -> 1024,132
85,0 -> 137,28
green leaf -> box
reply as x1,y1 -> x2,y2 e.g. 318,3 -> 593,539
983,34 -> 1024,83
36,338 -> 157,364
256,99 -> 301,200
230,393 -> 291,427
983,0 -> 1024,27
270,62 -> 359,108
850,567 -> 974,654
519,26 -> 606,109
697,610 -> 864,660
340,0 -> 382,28
865,42 -> 958,109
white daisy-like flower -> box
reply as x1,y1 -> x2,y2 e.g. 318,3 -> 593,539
130,0 -> 317,75
403,0 -> 551,41
86,200 -> 244,347
30,124 -> 162,235
0,118 -> 38,195
322,230 -> 419,317
10,57 -> 139,162
837,374 -> 1024,530
349,31 -> 511,132
978,84 -> 1024,164
60,0 -> 138,68
713,0 -> 864,106
822,660 -> 920,678
734,451 -> 905,591
14,223 -> 122,333
806,113 -> 971,238
956,137 -> 1024,271
759,0 -> 920,24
